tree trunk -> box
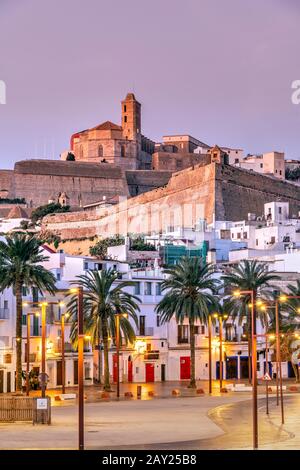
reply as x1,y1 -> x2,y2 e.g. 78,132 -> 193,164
188,323 -> 196,388
15,283 -> 23,392
98,328 -> 102,385
102,319 -> 111,391
291,362 -> 299,383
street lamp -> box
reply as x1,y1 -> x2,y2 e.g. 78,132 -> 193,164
213,313 -> 228,391
208,315 -> 212,394
25,311 -> 40,396
115,312 -> 128,399
70,286 -> 84,451
59,305 -> 69,395
275,293 -> 300,424
23,301 -> 48,398
233,289 -> 257,449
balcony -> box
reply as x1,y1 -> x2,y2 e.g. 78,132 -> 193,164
0,308 -> 9,320
144,350 -> 159,360
138,327 -> 154,337
178,337 -> 189,344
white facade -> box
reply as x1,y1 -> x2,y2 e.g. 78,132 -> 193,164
232,151 -> 285,180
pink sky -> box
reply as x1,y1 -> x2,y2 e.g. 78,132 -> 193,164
0,0 -> 300,168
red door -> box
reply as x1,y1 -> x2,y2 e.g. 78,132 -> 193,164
128,360 -> 133,382
113,354 -> 118,383
145,363 -> 155,382
180,356 -> 191,380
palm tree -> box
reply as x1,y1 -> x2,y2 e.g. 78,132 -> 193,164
0,234 -> 57,391
155,257 -> 219,388
68,269 -> 140,391
270,280 -> 300,381
222,259 -> 280,379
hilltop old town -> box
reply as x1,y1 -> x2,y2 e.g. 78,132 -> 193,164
2,91 -> 300,452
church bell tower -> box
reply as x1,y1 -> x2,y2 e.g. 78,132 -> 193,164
121,93 -> 141,141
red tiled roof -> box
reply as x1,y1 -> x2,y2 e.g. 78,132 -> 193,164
7,205 -> 29,219
91,121 -> 122,131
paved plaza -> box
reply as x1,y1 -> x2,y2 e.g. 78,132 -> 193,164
1,381 -> 300,450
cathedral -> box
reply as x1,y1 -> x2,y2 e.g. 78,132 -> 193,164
63,93 -> 155,170
0,92 -> 225,210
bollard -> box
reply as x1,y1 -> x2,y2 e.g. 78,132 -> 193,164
137,385 -> 142,399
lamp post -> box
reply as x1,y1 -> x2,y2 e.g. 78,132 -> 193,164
60,310 -> 69,395
208,315 -> 212,394
77,286 -> 84,451
259,305 -> 270,415
41,302 -> 47,398
115,312 -> 128,399
26,311 -> 40,396
213,313 -> 228,391
233,289 -> 257,449
23,301 -> 47,398
274,294 -> 300,424
69,286 -> 92,451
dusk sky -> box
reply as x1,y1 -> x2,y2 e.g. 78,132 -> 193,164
0,0 -> 300,169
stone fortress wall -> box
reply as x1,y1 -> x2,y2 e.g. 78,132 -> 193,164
43,162 -> 300,243
0,160 -> 173,208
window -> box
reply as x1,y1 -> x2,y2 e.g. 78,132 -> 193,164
270,236 -> 276,244
234,158 -> 239,164
156,283 -> 162,296
124,115 -> 127,123
201,325 -> 205,335
243,232 -> 247,239
57,272 -> 61,281
98,145 -> 103,158
279,170 -> 282,175
134,282 -> 140,295
22,314 -> 27,326
32,287 -> 39,303
124,105 -> 127,112
33,315 -> 39,336
144,282 -> 152,295
279,207 -> 282,214
121,145 -> 126,157
178,325 -> 189,344
139,316 -> 146,336
237,232 -> 241,239
256,239 -> 258,246
4,300 -> 8,309
260,163 -> 263,168
84,261 -> 89,270
194,326 -> 200,334
156,315 -> 160,327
